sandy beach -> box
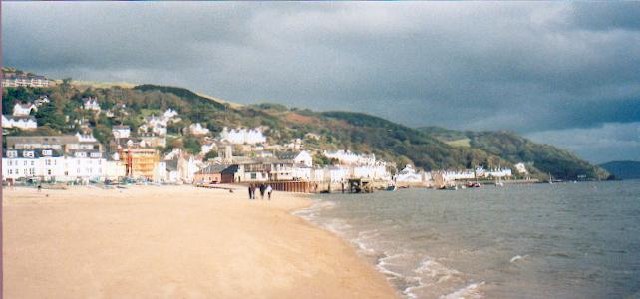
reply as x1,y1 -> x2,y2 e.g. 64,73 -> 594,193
3,185 -> 397,299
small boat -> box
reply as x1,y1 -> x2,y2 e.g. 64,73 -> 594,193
467,181 -> 481,188
386,184 -> 397,191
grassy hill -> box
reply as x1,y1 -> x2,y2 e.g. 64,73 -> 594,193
421,127 -> 610,180
2,76 -> 609,180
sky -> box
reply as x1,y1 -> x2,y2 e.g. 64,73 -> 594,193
3,2 -> 639,163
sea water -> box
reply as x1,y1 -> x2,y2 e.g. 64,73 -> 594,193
294,180 -> 640,298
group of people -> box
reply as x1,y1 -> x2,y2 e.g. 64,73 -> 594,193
248,183 -> 273,200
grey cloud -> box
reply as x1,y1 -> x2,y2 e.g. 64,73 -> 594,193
527,122 -> 640,163
4,2 -> 640,162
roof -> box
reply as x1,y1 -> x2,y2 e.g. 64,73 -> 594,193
166,159 -> 178,171
4,149 -> 64,158
194,164 -> 241,175
2,115 -> 37,121
276,151 -> 300,160
196,164 -> 234,174
6,135 -> 77,145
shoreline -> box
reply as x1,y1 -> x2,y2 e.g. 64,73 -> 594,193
3,185 -> 398,298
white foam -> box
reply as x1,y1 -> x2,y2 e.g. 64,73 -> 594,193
509,254 -> 528,263
440,282 -> 485,299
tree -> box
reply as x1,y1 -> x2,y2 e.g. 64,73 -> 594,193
204,150 -> 218,160
34,103 -> 65,131
182,137 -> 201,155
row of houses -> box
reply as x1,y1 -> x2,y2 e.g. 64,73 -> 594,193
2,73 -> 50,88
192,150 -> 393,184
2,115 -> 37,130
2,149 -> 117,183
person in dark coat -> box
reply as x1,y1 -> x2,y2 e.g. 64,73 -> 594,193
259,184 -> 266,200
248,184 -> 254,200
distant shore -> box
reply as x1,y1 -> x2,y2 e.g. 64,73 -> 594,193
3,185 -> 397,298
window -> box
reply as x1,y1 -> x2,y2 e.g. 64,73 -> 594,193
7,150 -> 17,158
24,161 -> 28,166
8,169 -> 12,174
31,161 -> 35,166
47,169 -> 52,175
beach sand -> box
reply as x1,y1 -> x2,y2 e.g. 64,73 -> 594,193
3,185 -> 397,299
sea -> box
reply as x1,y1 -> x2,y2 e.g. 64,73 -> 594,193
294,180 -> 640,299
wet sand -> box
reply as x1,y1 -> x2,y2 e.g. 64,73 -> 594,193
3,185 -> 397,299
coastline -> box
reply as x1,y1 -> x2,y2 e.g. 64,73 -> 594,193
3,185 -> 398,298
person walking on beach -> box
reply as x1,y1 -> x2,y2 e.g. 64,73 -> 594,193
254,184 -> 260,200
248,184 -> 253,200
266,184 -> 273,200
37,184 -> 42,192
259,184 -> 266,200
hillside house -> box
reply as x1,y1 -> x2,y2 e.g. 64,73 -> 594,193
189,123 -> 210,136
13,103 -> 37,116
219,127 -> 266,145
34,96 -> 50,107
112,125 -> 131,139
83,97 -> 101,112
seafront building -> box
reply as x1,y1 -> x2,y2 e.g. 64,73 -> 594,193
2,149 -> 106,183
6,134 -> 103,153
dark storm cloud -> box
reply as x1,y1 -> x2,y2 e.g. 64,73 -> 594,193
3,2 -> 640,161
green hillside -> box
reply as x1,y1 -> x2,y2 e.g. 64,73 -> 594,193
2,78 -> 609,180
421,127 -> 610,180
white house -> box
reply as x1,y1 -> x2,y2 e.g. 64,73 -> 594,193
189,123 -> 210,136
277,150 -> 313,167
34,96 -> 50,107
83,97 -> 101,111
75,132 -> 98,143
324,166 -> 349,183
105,160 -> 126,180
514,162 -> 528,174
219,127 -> 266,145
484,167 -> 512,178
395,164 -> 423,184
2,115 -> 38,130
323,150 -> 377,166
163,108 -> 178,119
352,164 -> 390,180
112,125 -> 131,139
13,103 -> 37,116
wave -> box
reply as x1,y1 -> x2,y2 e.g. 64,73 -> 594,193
292,199 -> 484,299
440,282 -> 485,299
